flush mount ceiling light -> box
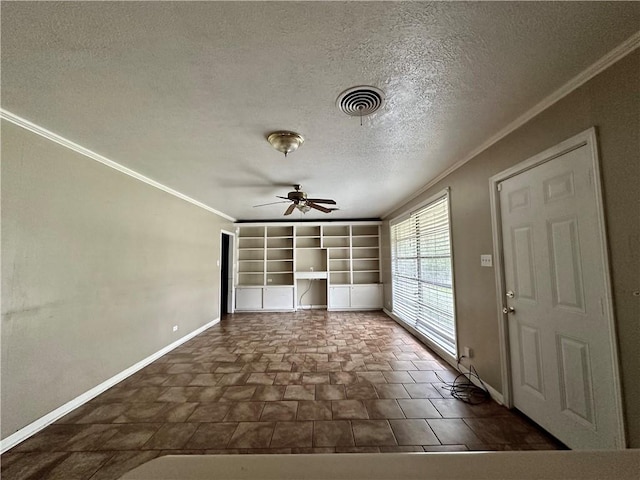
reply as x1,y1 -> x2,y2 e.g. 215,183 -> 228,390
336,85 -> 385,125
267,131 -> 304,158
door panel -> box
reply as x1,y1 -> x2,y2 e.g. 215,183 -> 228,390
499,143 -> 622,449
547,217 -> 585,311
512,226 -> 537,302
519,324 -> 545,398
543,171 -> 575,203
557,335 -> 595,426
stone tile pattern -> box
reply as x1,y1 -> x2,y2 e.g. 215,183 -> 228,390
2,311 -> 562,479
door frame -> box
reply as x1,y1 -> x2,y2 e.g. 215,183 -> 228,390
220,229 -> 236,315
488,127 -> 626,446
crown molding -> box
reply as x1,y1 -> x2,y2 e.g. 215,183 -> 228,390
382,29 -> 640,219
0,109 -> 236,222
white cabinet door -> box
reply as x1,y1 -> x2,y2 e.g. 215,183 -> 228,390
263,286 -> 294,310
328,286 -> 351,309
236,287 -> 263,310
351,284 -> 383,309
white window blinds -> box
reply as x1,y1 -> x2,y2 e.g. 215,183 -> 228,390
391,192 -> 457,355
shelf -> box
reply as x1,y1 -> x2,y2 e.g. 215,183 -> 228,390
296,271 -> 328,279
329,272 -> 351,284
323,241 -> 350,248
352,225 -> 379,236
352,240 -> 379,248
237,275 -> 264,286
239,240 -> 264,249
296,237 -> 321,249
236,222 -> 380,309
267,248 -> 293,260
267,226 -> 293,237
323,226 -> 349,237
296,226 -> 321,237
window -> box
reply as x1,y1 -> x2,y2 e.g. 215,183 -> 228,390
390,191 -> 457,356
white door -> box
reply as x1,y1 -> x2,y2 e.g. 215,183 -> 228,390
499,142 -> 623,449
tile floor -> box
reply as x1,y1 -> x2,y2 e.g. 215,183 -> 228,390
1,311 -> 563,480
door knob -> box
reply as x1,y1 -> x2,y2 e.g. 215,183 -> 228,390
506,290 -> 515,298
502,306 -> 516,314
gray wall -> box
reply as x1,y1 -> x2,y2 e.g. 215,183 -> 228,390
1,120 -> 233,439
383,51 -> 639,446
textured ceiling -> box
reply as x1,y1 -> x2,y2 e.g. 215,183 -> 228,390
2,2 -> 639,221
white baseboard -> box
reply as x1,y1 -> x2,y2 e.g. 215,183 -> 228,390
457,362 -> 504,405
0,318 -> 220,453
382,309 -> 504,405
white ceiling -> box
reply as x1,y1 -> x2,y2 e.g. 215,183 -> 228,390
2,2 -> 639,221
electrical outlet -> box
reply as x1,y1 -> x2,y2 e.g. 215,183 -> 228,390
310,266 -> 314,271
480,254 -> 493,267
463,346 -> 474,358
267,278 -> 273,283
173,325 -> 178,332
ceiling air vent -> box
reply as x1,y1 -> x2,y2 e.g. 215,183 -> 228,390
336,85 -> 385,118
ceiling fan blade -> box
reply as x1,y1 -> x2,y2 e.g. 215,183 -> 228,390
306,198 -> 336,205
276,196 -> 291,201
284,203 -> 296,216
253,200 -> 290,208
307,202 -> 332,213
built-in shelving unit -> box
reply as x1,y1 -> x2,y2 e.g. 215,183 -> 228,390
237,226 -> 265,287
235,221 -> 382,311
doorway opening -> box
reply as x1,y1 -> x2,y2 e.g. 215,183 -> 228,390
220,231 -> 234,317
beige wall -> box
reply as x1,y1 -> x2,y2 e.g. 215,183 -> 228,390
1,120 -> 233,439
383,51 -> 640,446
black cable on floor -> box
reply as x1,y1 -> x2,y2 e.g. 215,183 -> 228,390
435,355 -> 490,404
298,279 -> 314,310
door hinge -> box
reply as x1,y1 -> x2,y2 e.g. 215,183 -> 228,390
497,183 -> 503,192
